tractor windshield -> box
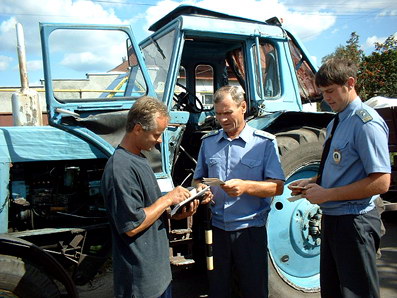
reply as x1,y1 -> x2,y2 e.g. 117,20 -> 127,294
141,29 -> 176,101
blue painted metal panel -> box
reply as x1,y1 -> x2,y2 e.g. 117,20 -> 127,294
0,162 -> 10,233
247,111 -> 284,130
0,126 -> 108,163
170,111 -> 190,124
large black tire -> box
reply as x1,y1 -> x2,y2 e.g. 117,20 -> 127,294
267,127 -> 325,297
277,126 -> 325,175
0,255 -> 61,298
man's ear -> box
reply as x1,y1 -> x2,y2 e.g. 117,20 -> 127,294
347,77 -> 355,90
132,123 -> 143,134
241,101 -> 247,113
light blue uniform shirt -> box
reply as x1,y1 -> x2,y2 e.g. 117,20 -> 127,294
320,97 -> 391,215
194,124 -> 285,231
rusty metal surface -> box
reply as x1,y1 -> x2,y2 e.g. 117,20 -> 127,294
170,255 -> 195,266
6,227 -> 85,238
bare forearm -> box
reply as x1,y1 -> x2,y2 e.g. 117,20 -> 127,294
328,173 -> 390,202
243,179 -> 284,197
125,186 -> 192,237
125,195 -> 172,237
222,178 -> 284,197
303,173 -> 390,205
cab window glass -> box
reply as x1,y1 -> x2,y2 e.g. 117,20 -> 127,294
252,42 -> 280,98
141,29 -> 176,101
288,38 -> 322,103
195,64 -> 214,109
48,29 -> 146,102
174,66 -> 186,96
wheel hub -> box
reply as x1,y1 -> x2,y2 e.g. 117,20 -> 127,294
291,204 -> 322,256
267,169 -> 321,291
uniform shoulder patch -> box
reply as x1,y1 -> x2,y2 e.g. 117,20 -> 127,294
201,130 -> 220,140
356,109 -> 373,123
253,130 -> 275,140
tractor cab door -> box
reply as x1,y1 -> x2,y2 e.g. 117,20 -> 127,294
40,23 -> 186,190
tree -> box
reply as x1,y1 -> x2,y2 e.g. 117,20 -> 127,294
357,35 -> 397,99
322,32 -> 364,66
322,33 -> 397,99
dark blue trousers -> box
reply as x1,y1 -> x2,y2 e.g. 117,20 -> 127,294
208,226 -> 268,298
320,208 -> 381,298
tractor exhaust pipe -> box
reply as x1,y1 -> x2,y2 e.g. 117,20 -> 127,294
11,23 -> 43,126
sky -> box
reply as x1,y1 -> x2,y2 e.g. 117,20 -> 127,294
0,0 -> 396,87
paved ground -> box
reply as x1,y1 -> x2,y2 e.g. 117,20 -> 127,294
378,215 -> 397,298
78,215 -> 397,298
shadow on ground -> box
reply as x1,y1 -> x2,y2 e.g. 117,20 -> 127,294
79,215 -> 397,298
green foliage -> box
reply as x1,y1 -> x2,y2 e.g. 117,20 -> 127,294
357,35 -> 397,99
322,32 -> 364,65
322,33 -> 397,99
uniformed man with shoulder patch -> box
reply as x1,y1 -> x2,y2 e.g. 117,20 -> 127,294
289,58 -> 391,298
192,85 -> 285,298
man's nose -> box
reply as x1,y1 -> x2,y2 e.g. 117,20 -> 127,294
219,116 -> 228,122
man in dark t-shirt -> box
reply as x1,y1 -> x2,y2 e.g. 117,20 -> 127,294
101,96 -> 205,298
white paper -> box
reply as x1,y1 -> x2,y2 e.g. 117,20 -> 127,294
287,195 -> 303,202
202,177 -> 225,186
170,186 -> 210,217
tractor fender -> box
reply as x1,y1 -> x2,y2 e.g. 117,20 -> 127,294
248,110 -> 334,134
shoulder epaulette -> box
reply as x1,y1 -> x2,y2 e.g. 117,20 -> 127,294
253,130 -> 275,140
356,109 -> 373,123
201,130 -> 220,140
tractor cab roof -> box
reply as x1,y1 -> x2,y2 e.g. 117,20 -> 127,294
149,5 -> 281,32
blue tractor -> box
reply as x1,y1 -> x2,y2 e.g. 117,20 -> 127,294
0,6 -> 334,297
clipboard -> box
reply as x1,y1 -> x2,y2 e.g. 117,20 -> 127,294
170,186 -> 210,217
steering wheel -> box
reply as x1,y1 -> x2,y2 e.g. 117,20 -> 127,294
173,82 -> 204,113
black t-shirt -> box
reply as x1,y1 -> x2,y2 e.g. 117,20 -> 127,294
101,147 -> 171,298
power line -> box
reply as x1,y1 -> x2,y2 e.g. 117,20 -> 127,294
0,12 -> 76,18
90,0 -> 154,6
0,1 -> 394,21
0,0 -> 157,18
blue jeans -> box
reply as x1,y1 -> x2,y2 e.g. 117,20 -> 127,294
158,283 -> 172,298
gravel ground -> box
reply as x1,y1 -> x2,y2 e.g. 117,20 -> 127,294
78,216 -> 397,298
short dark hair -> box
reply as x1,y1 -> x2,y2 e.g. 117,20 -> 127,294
315,58 -> 358,87
126,96 -> 169,132
214,85 -> 245,105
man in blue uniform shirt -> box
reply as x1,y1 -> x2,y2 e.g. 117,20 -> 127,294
193,85 -> 285,298
290,58 -> 391,298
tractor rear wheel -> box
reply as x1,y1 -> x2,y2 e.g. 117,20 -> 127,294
0,255 -> 61,298
268,127 -> 325,297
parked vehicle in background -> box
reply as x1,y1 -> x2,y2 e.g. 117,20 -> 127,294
2,5 -> 394,298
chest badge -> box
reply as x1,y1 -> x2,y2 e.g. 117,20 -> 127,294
333,149 -> 341,164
